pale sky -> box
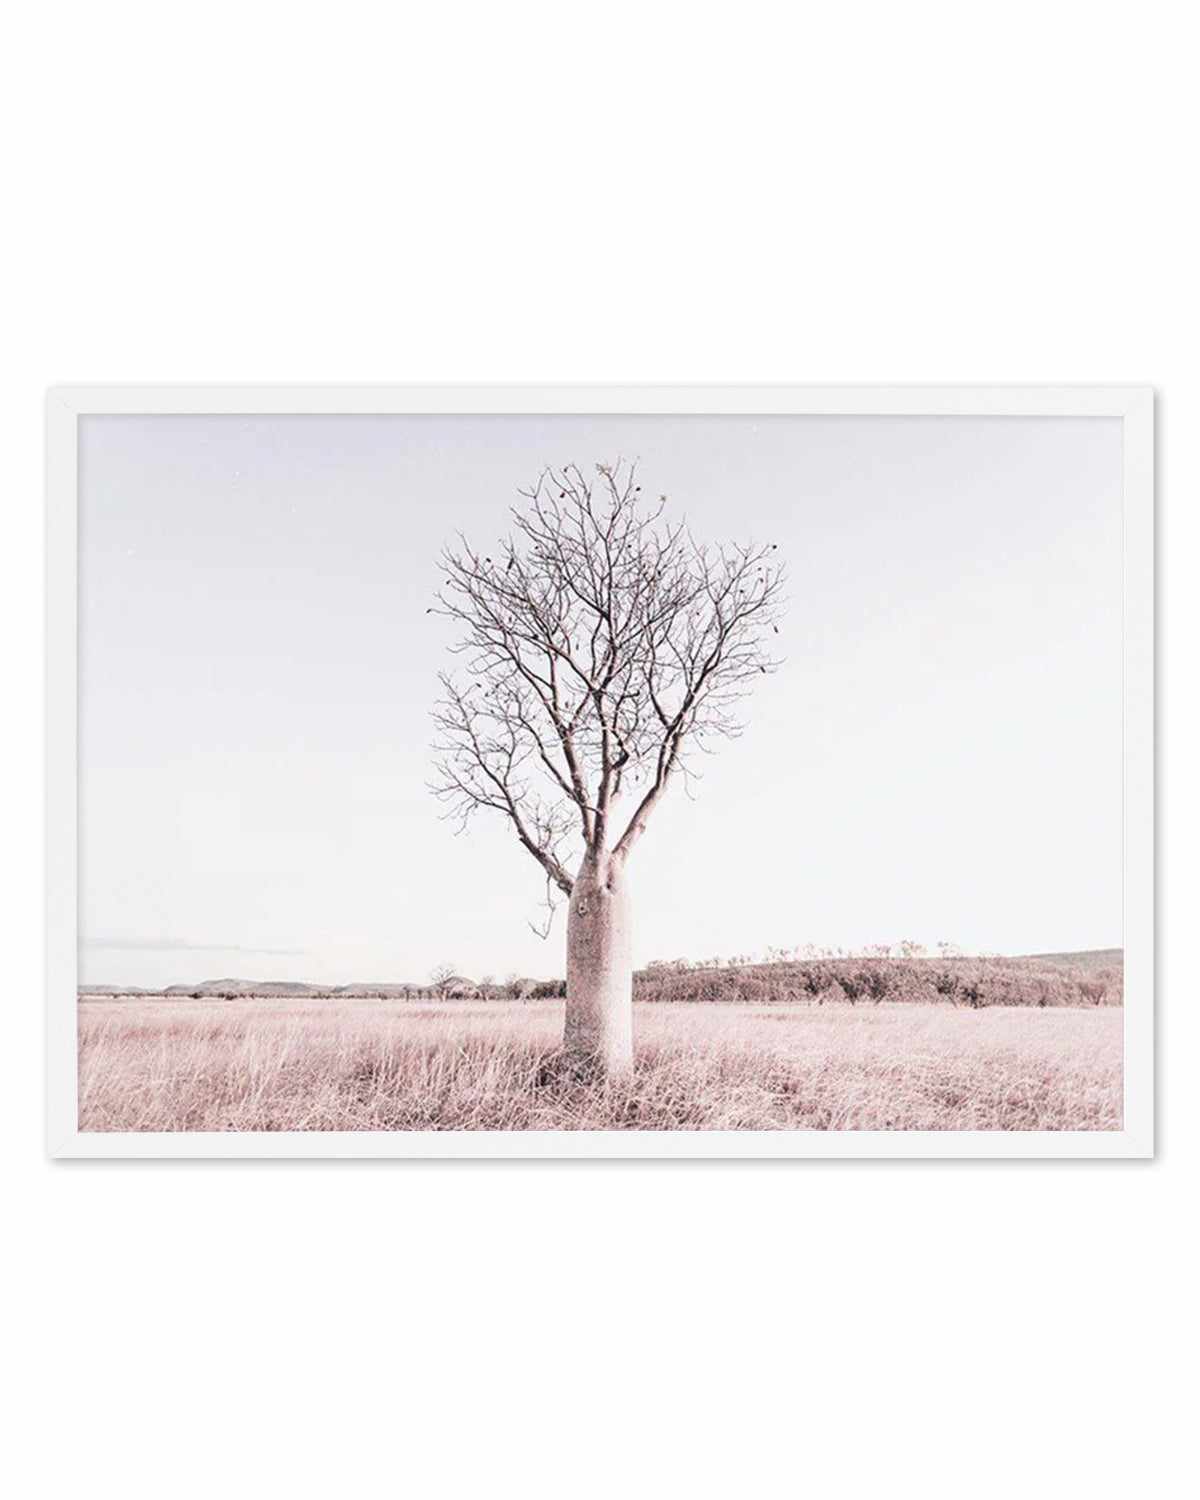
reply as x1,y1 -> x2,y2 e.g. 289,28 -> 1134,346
79,413 -> 1123,986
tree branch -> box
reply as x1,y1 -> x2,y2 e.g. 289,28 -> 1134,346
429,460 -> 785,900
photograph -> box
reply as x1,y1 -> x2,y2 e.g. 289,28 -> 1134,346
50,388 -> 1152,1155
15,10 -> 1191,1495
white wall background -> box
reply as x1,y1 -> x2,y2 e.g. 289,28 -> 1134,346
3,4 -> 1193,1499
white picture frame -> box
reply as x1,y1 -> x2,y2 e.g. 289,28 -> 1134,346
46,384 -> 1155,1159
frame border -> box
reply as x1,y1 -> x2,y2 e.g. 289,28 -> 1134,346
47,385 -> 1155,1159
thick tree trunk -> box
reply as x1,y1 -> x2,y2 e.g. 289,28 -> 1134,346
563,853 -> 633,1078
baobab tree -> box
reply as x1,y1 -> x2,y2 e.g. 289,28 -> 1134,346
430,461 -> 785,1077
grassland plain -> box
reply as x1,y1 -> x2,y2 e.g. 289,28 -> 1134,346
77,998 -> 1123,1132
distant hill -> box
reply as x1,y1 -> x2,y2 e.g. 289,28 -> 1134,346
82,976 -> 488,999
79,984 -> 158,996
78,948 -> 1123,1008
160,979 -> 329,998
1022,948 -> 1123,969
632,948 -> 1122,1008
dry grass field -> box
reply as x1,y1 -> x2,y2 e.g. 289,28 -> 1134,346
77,998 -> 1122,1132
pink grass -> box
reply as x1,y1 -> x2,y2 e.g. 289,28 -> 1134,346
77,999 -> 1123,1132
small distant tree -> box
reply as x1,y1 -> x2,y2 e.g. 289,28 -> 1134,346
931,969 -> 960,1004
834,970 -> 864,1005
798,963 -> 833,1003
959,979 -> 986,1009
431,461 -> 784,1076
430,963 -> 457,999
859,963 -> 892,1004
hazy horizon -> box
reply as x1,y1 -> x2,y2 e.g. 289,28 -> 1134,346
78,944 -> 1125,992
79,413 -> 1124,986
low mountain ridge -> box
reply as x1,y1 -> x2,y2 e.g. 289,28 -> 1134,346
80,947 -> 1123,1008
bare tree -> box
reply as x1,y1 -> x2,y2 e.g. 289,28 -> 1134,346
430,461 -> 785,1075
429,962 -> 457,999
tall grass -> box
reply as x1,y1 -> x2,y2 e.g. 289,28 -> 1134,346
78,999 -> 1122,1132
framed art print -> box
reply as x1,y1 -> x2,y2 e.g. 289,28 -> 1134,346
46,385 -> 1154,1158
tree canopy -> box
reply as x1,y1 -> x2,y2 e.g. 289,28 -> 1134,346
430,461 -> 785,916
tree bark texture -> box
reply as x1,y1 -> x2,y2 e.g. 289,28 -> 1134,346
563,855 -> 633,1077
